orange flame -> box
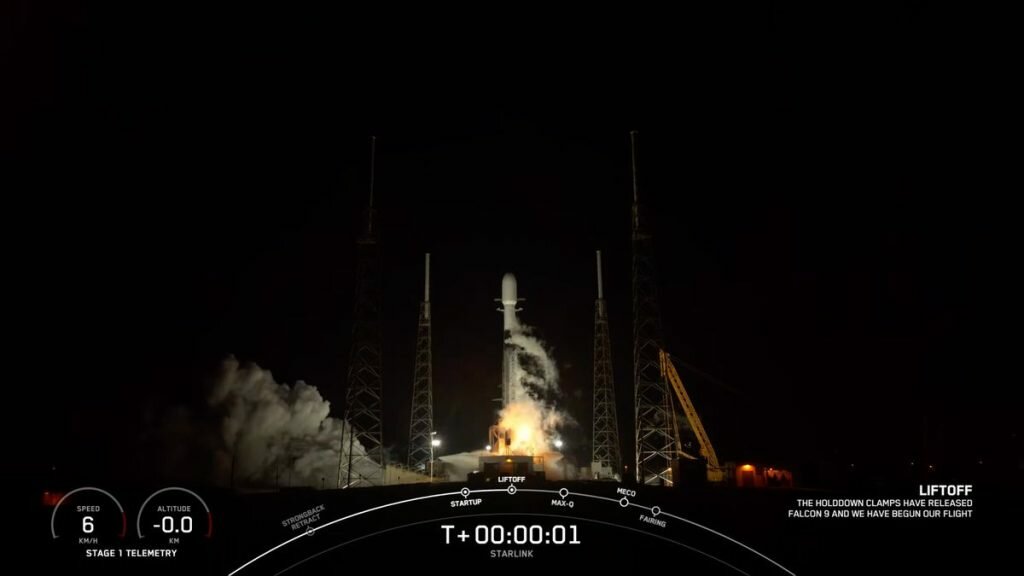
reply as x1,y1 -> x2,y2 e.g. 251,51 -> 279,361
498,400 -> 556,455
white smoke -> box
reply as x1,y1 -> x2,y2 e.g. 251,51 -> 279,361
438,450 -> 490,481
507,328 -> 559,395
165,356 -> 379,488
498,324 -> 574,456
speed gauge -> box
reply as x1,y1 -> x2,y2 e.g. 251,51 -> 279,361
50,486 -> 127,543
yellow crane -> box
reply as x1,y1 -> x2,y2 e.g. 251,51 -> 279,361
659,349 -> 728,483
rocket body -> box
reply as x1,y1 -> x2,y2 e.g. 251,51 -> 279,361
500,273 -> 520,408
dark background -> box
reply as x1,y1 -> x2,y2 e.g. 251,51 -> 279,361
7,2 -> 1015,487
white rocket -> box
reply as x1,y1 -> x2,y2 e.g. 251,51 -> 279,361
497,273 -> 523,408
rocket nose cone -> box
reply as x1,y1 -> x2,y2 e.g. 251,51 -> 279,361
501,273 -> 517,303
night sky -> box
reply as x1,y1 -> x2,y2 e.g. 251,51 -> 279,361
10,3 -> 1014,486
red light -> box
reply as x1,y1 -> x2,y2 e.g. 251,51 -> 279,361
41,491 -> 64,507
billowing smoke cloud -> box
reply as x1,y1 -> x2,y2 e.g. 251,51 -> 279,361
507,329 -> 559,396
161,356 -> 378,488
499,324 -> 574,456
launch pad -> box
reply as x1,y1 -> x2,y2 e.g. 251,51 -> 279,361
472,455 -> 546,484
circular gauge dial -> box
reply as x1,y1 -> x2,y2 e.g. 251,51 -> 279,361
136,487 -> 212,543
50,487 -> 126,542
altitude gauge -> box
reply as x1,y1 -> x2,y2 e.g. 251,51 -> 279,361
136,487 -> 212,544
50,487 -> 126,543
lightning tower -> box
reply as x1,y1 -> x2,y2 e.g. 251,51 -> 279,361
591,250 -> 622,479
631,131 -> 684,485
340,136 -> 385,487
407,254 -> 434,472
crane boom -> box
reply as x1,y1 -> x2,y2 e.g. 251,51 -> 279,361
659,349 -> 727,482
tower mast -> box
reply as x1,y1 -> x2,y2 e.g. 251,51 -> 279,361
592,250 -> 622,479
339,136 -> 385,487
407,254 -> 435,473
631,131 -> 682,485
